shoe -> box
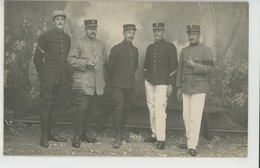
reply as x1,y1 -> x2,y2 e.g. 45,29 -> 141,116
40,138 -> 49,147
189,148 -> 197,156
113,134 -> 121,148
49,131 -> 68,142
178,143 -> 188,149
81,134 -> 97,143
157,141 -> 165,150
144,137 -> 157,143
72,138 -> 80,148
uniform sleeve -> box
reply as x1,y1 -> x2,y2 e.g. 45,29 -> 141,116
143,45 -> 150,79
67,41 -> 87,72
143,46 -> 150,72
193,47 -> 215,75
175,49 -> 184,88
168,43 -> 178,85
33,34 -> 48,73
135,49 -> 139,72
106,46 -> 118,80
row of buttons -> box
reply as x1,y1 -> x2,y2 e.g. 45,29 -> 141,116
129,46 -> 134,74
60,34 -> 64,63
153,44 -> 158,70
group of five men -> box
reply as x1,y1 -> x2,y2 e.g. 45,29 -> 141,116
34,10 -> 214,156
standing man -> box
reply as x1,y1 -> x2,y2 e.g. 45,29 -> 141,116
176,25 -> 215,156
67,19 -> 107,148
143,23 -> 178,150
106,24 -> 138,148
34,10 -> 71,147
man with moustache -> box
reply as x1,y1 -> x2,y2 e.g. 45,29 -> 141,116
34,10 -> 71,147
106,24 -> 139,148
176,25 -> 214,156
143,23 -> 178,150
67,19 -> 107,148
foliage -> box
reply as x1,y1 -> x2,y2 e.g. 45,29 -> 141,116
207,45 -> 248,115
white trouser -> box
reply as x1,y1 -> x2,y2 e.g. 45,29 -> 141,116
182,93 -> 206,149
145,80 -> 168,141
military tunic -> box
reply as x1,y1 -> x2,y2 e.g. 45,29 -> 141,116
175,43 -> 214,94
106,40 -> 139,89
34,28 -> 71,84
143,39 -> 178,86
67,36 -> 107,96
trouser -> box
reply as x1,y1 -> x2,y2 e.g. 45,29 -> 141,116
40,80 -> 67,134
112,86 -> 135,135
182,93 -> 206,149
145,80 -> 168,141
73,90 -> 97,135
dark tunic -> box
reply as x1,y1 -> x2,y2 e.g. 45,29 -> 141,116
143,39 -> 178,86
34,28 -> 71,84
106,40 -> 139,89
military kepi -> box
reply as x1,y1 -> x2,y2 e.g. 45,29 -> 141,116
123,24 -> 137,31
84,19 -> 98,27
153,23 -> 165,30
187,25 -> 200,33
52,10 -> 66,20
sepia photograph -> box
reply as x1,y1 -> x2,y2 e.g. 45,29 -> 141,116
1,0 -> 259,168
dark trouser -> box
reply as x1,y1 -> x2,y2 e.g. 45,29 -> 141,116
112,86 -> 135,136
39,80 -> 67,139
73,90 -> 97,136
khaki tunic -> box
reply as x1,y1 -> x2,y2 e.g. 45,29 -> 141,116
175,43 -> 214,94
67,36 -> 107,95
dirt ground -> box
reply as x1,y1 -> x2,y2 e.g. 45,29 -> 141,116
3,122 -> 247,157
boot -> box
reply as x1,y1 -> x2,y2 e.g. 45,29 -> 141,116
72,127 -> 81,148
113,133 -> 121,148
40,115 -> 49,147
113,110 -> 122,148
48,112 -> 67,142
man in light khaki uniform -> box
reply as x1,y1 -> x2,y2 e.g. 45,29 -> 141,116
176,25 -> 215,156
67,19 -> 107,148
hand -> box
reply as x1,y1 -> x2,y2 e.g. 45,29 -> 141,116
166,86 -> 173,97
176,88 -> 182,100
186,56 -> 195,68
86,62 -> 96,70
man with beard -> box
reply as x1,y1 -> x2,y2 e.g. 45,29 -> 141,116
176,25 -> 215,156
34,10 -> 71,147
106,24 -> 139,148
143,23 -> 178,150
67,19 -> 107,148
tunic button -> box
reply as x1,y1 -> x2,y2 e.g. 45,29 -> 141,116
154,52 -> 156,54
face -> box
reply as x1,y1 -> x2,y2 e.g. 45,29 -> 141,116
123,30 -> 136,42
53,16 -> 66,30
188,32 -> 200,44
153,29 -> 164,41
86,27 -> 97,39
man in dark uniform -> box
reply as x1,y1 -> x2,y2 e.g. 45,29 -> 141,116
34,10 -> 71,147
67,19 -> 107,148
143,23 -> 178,150
176,25 -> 215,156
106,24 -> 138,148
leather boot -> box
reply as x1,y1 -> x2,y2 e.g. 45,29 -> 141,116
48,112 -> 67,142
113,133 -> 121,148
40,115 -> 49,147
113,110 -> 122,148
72,126 -> 81,148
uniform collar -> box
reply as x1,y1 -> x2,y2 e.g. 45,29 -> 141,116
122,39 -> 133,46
154,38 -> 165,44
53,27 -> 64,34
190,42 -> 200,47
